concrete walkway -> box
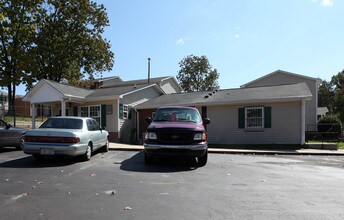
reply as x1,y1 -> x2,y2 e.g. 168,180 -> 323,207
109,143 -> 344,156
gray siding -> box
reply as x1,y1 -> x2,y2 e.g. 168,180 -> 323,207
160,78 -> 182,94
207,102 -> 302,144
120,87 -> 161,105
243,71 -> 317,130
119,87 -> 162,143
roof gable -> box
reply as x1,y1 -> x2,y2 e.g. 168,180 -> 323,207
241,70 -> 320,88
24,79 -> 166,103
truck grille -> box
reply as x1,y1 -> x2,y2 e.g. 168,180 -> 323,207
157,130 -> 194,144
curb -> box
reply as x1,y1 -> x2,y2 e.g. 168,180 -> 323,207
109,144 -> 344,156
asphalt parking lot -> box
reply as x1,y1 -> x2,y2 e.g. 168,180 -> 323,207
1,148 -> 344,220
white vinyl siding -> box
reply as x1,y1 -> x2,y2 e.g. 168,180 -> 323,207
160,78 -> 182,94
243,71 -> 317,131
118,86 -> 162,143
207,102 -> 301,144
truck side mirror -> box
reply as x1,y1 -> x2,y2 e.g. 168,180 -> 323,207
145,117 -> 152,124
203,118 -> 210,125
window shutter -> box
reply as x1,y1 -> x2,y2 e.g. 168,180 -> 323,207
119,103 -> 123,119
264,106 -> 271,128
238,107 -> 245,129
73,107 -> 78,116
101,104 -> 107,128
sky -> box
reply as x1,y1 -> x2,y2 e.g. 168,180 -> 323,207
7,0 -> 344,95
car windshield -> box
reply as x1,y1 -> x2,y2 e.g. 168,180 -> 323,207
39,118 -> 83,129
153,108 -> 202,123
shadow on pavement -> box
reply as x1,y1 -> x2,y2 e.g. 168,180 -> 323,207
120,151 -> 199,173
0,155 -> 78,168
0,147 -> 21,153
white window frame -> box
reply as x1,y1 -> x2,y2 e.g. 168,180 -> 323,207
123,104 -> 129,119
79,105 -> 101,125
245,106 -> 264,131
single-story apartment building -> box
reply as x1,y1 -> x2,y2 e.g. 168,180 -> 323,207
23,70 -> 319,145
135,82 -> 312,145
23,76 -> 182,142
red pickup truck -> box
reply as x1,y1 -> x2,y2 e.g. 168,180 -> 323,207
144,106 -> 210,166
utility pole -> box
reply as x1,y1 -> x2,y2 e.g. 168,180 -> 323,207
147,58 -> 151,83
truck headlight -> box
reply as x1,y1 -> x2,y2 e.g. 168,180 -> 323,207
194,132 -> 207,141
145,132 -> 157,140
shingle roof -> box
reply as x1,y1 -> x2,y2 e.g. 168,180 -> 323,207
102,76 -> 173,87
86,84 -> 152,98
44,79 -> 92,98
135,83 -> 312,109
42,79 -> 158,99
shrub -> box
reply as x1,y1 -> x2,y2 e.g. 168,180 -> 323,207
317,115 -> 342,139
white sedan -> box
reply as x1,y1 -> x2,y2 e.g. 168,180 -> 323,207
22,117 -> 109,161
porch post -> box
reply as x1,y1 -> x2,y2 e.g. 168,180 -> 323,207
301,99 -> 306,145
31,104 -> 36,129
61,100 -> 66,116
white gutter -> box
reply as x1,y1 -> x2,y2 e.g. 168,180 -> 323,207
119,84 -> 165,98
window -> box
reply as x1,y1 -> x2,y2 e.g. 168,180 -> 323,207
79,105 -> 101,125
86,119 -> 100,131
119,103 -> 130,119
123,105 -> 128,119
246,107 -> 264,131
40,118 -> 83,129
80,107 -> 89,117
238,106 -> 271,131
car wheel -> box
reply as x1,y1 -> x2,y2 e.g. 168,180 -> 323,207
144,152 -> 153,164
102,139 -> 109,152
81,143 -> 92,161
197,150 -> 208,167
33,154 -> 44,162
16,135 -> 25,150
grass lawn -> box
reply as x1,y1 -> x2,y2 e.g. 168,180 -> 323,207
3,116 -> 48,123
338,142 -> 344,150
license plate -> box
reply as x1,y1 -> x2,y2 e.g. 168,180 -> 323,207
40,148 -> 55,155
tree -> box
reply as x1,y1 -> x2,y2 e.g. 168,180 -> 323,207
0,0 -> 42,116
0,0 -> 114,119
26,0 -> 114,89
318,80 -> 334,110
177,55 -> 220,92
330,70 -> 344,123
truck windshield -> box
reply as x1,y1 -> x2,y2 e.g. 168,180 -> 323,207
153,108 -> 202,123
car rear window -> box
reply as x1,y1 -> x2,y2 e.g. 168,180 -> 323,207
39,118 -> 83,129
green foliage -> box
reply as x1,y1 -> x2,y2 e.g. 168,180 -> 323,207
177,54 -> 220,92
318,114 -> 342,133
26,0 -> 114,89
318,70 -> 344,124
318,80 -> 334,110
0,0 -> 114,108
329,70 -> 344,123
0,0 -> 43,114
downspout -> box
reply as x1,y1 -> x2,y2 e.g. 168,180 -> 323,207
301,99 -> 306,145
